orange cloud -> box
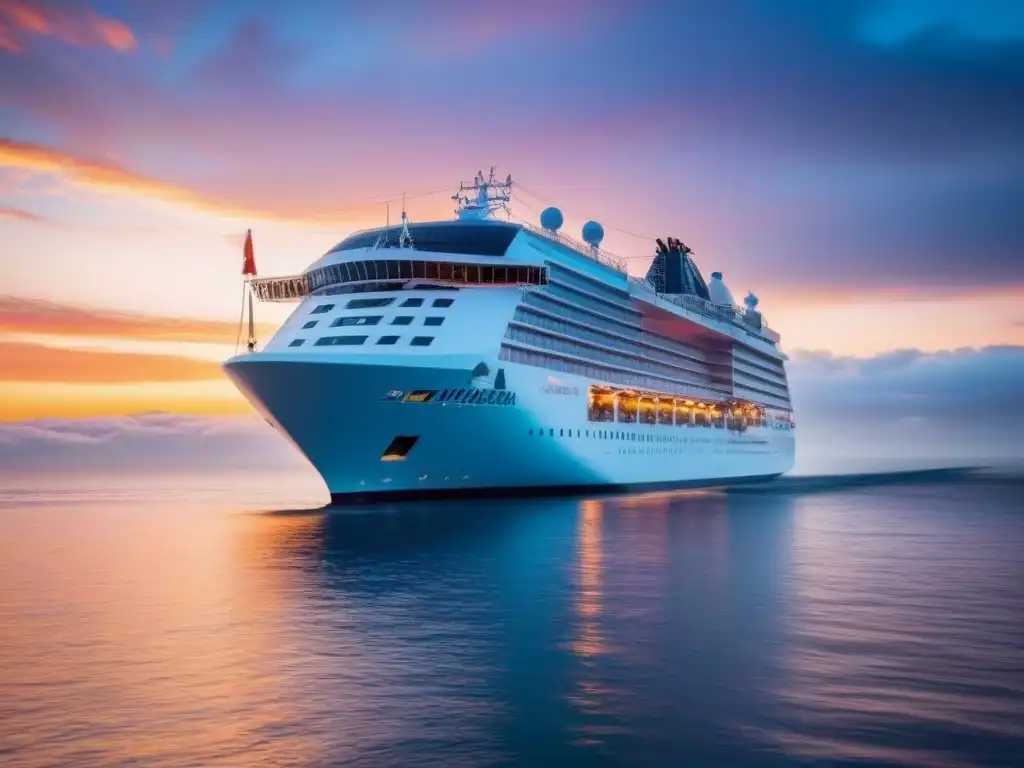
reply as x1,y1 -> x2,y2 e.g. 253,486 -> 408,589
0,138 -> 364,223
0,381 -> 248,420
0,296 -> 277,344
0,0 -> 136,53
0,341 -> 221,383
0,204 -> 44,222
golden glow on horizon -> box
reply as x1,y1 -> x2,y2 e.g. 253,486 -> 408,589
0,380 -> 248,421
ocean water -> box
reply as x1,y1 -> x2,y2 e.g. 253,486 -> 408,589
0,468 -> 1022,767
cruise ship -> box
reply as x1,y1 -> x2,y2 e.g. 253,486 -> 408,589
223,169 -> 795,503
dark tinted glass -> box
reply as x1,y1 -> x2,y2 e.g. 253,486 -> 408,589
311,303 -> 334,314
432,298 -> 455,308
288,339 -> 305,347
313,335 -> 368,346
346,297 -> 394,309
331,316 -> 382,327
391,316 -> 413,326
410,336 -> 434,346
424,317 -> 444,326
377,335 -> 399,345
400,298 -> 424,307
328,222 -> 519,256
302,320 -> 317,329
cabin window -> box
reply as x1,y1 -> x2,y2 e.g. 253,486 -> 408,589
392,316 -> 413,326
639,397 -> 657,425
377,335 -> 399,345
401,297 -> 424,307
346,297 -> 394,309
302,320 -> 317,329
433,298 -> 454,308
616,395 -> 639,423
288,339 -> 305,347
657,400 -> 674,425
381,435 -> 418,461
410,336 -> 433,347
311,303 -> 335,314
331,315 -> 382,327
314,335 -> 368,346
424,317 -> 444,326
588,391 -> 615,422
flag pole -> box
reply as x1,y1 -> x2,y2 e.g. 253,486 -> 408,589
241,228 -> 258,353
246,277 -> 255,352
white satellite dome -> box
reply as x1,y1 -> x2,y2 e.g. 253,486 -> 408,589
707,271 -> 736,307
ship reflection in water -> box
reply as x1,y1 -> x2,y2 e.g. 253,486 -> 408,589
0,470 -> 1022,767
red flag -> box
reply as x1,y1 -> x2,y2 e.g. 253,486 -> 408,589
242,229 -> 257,277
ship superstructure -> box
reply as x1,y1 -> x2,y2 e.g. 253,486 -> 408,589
224,169 -> 795,502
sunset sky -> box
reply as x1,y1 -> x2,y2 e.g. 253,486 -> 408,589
1,0 -> 1022,452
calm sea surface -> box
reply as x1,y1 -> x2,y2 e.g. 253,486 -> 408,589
1,468 -> 1022,767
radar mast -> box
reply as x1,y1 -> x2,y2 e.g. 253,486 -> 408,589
453,166 -> 512,220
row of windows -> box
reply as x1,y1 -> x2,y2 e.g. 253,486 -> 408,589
733,358 -> 789,391
288,335 -> 434,348
546,262 -> 631,307
306,259 -> 547,293
524,290 -> 717,366
512,309 -> 717,382
499,345 -> 728,401
301,315 -> 446,329
518,304 -> 714,372
311,296 -> 455,314
587,392 -> 767,432
732,367 -> 790,399
545,281 -> 638,325
505,325 -> 716,391
733,384 -> 791,411
733,345 -> 788,379
316,282 -> 459,297
525,428 -> 771,447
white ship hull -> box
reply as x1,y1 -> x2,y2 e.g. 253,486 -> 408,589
224,352 -> 795,503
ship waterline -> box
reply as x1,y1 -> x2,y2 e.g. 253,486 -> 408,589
223,169 -> 795,500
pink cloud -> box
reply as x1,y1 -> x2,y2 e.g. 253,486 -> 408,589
0,0 -> 137,53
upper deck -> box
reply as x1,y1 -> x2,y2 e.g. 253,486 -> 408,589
249,218 -> 783,359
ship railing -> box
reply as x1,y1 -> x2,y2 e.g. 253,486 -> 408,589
250,274 -> 309,303
626,276 -> 781,345
518,222 -> 626,273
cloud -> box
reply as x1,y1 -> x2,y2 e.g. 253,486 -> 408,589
0,0 -> 136,54
0,412 -> 307,470
788,345 -> 1024,468
0,138 -> 358,224
0,295 -> 277,343
0,340 -> 221,383
0,204 -> 44,222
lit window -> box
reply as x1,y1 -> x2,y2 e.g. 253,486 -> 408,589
392,316 -> 413,326
424,317 -> 444,326
432,298 -> 454,308
401,297 -> 424,307
311,303 -> 335,314
302,320 -> 317,329
410,336 -> 433,347
346,297 -> 394,309
313,335 -> 368,346
288,339 -> 305,347
377,335 -> 399,345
